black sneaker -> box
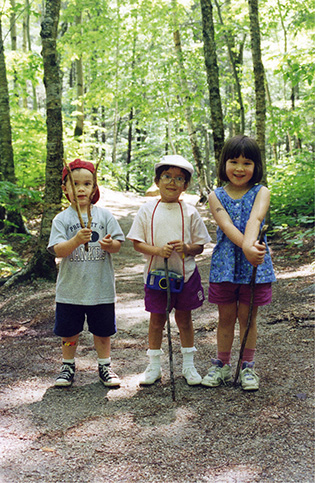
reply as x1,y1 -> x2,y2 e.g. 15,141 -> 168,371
55,363 -> 75,387
99,364 -> 121,387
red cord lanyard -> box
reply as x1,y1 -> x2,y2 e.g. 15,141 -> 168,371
147,199 -> 185,278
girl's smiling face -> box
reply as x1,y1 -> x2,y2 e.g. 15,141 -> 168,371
156,167 -> 187,203
225,155 -> 255,189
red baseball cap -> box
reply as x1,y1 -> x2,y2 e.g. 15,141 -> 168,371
62,158 -> 100,204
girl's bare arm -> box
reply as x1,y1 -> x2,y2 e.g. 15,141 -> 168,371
208,191 -> 244,247
242,187 -> 270,265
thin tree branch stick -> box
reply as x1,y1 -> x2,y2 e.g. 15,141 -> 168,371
87,159 -> 101,229
233,224 -> 268,385
62,159 -> 88,251
164,258 -> 176,402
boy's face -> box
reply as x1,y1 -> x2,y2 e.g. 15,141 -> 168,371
156,167 -> 187,203
62,168 -> 95,213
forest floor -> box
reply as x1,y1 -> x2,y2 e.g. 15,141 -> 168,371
0,187 -> 314,483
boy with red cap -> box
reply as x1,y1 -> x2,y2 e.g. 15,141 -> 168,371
48,159 -> 125,388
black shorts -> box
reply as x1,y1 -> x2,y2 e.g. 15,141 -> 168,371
54,303 -> 116,338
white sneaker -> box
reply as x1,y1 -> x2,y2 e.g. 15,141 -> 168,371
182,366 -> 202,385
240,362 -> 259,391
201,359 -> 232,387
139,364 -> 161,385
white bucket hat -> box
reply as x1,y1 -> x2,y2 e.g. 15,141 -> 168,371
154,155 -> 194,175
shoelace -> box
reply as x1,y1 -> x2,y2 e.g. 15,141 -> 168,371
99,365 -> 116,380
58,365 -> 74,379
208,367 -> 220,377
207,366 -> 230,385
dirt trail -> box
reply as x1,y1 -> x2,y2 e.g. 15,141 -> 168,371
0,188 -> 314,482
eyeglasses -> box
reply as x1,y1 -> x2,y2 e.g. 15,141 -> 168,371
160,174 -> 186,186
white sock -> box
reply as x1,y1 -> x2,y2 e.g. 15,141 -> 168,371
147,348 -> 163,367
63,359 -> 75,364
98,357 -> 111,366
181,347 -> 197,369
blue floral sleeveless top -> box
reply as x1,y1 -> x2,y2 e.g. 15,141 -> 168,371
209,185 -> 276,284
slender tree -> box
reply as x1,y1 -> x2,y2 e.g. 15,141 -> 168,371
22,0 -> 38,109
0,15 -> 26,233
248,0 -> 267,184
200,0 -> 225,179
213,0 -> 245,134
74,11 -> 84,138
171,0 -> 210,198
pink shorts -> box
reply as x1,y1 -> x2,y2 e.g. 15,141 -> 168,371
145,267 -> 204,314
208,282 -> 272,306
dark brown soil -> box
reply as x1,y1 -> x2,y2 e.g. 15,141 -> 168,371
0,188 -> 314,483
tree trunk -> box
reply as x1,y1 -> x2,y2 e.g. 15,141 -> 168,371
265,73 -> 278,162
171,0 -> 210,199
248,0 -> 267,185
39,0 -> 64,255
0,17 -> 26,234
213,0 -> 245,134
25,0 -> 38,110
126,107 -> 133,191
9,0 -> 18,98
200,0 -> 225,183
0,20 -> 15,186
74,13 -> 84,138
111,0 -> 121,164
5,0 -> 64,287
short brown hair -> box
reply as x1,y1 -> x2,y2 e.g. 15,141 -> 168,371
218,135 -> 263,184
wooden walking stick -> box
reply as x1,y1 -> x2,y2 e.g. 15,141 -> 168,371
233,225 -> 268,386
164,258 -> 176,402
86,159 -> 101,232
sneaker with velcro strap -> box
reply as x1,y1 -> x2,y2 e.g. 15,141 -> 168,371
55,362 -> 75,387
201,359 -> 232,387
240,361 -> 259,391
99,363 -> 121,387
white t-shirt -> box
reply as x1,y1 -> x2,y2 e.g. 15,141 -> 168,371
127,199 -> 211,283
48,205 -> 125,305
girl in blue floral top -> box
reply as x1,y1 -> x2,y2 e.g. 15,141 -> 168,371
202,135 -> 276,391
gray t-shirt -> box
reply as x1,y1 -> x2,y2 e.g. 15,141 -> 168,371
48,205 -> 125,305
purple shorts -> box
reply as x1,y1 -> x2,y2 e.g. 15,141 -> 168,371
145,267 -> 204,314
208,282 -> 272,307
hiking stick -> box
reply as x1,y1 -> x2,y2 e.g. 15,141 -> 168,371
164,258 -> 176,401
63,159 -> 85,229
233,225 -> 268,386
87,159 -> 101,231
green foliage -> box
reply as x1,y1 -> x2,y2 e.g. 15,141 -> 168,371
0,236 -> 29,278
1,0 -> 314,236
6,50 -> 43,93
0,181 -> 42,210
268,151 -> 314,226
11,109 -> 47,188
